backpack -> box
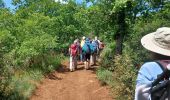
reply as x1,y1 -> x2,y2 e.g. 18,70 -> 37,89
82,43 -> 90,54
99,42 -> 104,49
90,41 -> 98,53
82,38 -> 91,54
70,44 -> 77,56
94,40 -> 99,48
151,61 -> 170,100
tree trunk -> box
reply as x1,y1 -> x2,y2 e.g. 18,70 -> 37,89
115,33 -> 124,55
115,8 -> 126,55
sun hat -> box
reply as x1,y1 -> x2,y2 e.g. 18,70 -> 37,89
95,36 -> 98,40
74,39 -> 77,44
141,27 -> 170,56
75,39 -> 79,42
82,36 -> 86,40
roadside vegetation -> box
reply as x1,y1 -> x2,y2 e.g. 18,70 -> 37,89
1,0 -> 170,99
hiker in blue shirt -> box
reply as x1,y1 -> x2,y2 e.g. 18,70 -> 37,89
90,39 -> 99,66
94,36 -> 100,60
82,38 -> 91,69
135,27 -> 170,100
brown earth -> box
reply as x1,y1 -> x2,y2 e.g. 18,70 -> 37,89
30,61 -> 113,100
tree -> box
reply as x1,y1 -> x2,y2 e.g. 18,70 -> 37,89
0,0 -> 5,8
94,0 -> 168,55
107,0 -> 134,55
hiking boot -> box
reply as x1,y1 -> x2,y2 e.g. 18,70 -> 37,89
70,69 -> 74,72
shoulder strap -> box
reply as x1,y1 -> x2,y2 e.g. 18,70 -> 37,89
155,61 -> 166,72
87,44 -> 90,51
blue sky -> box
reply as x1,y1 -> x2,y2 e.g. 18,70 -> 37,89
4,0 -> 91,9
4,0 -> 15,9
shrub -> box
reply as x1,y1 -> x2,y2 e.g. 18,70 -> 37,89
96,67 -> 113,86
97,42 -> 137,100
0,53 -> 63,99
112,54 -> 137,100
99,42 -> 116,71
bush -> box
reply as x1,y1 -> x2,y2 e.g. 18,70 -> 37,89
112,55 -> 137,100
97,40 -> 137,100
96,67 -> 113,86
0,69 -> 42,100
99,42 -> 116,71
124,11 -> 170,67
0,53 -> 64,99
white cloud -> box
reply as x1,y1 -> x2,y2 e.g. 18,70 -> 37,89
55,0 -> 68,4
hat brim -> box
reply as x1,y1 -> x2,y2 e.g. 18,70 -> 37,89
141,32 -> 170,56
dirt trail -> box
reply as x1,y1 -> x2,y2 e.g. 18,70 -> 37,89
30,61 -> 113,100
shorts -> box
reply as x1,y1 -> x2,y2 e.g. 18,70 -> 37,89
84,53 -> 90,61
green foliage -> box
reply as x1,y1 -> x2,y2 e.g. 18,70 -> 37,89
0,54 -> 63,99
112,55 -> 137,100
96,67 -> 113,86
0,1 -> 69,99
0,30 -> 16,53
123,7 -> 170,66
99,42 -> 115,70
98,41 -> 137,99
112,0 -> 132,12
0,69 -> 42,100
1,0 -> 170,99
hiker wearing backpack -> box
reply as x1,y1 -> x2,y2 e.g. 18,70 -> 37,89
94,36 -> 100,49
99,40 -> 104,50
69,40 -> 78,72
98,40 -> 104,58
82,38 -> 91,69
90,39 -> 99,66
135,27 -> 170,100
94,36 -> 100,62
75,39 -> 82,63
80,36 -> 86,63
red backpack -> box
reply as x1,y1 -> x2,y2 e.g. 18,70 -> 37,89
70,44 -> 77,57
99,42 -> 104,49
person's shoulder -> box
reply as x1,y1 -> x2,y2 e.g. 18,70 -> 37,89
142,61 -> 158,67
140,61 -> 159,70
143,61 -> 157,65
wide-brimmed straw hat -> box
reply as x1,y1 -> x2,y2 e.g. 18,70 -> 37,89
141,27 -> 170,56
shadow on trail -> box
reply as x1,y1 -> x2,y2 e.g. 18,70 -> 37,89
76,66 -> 84,70
56,61 -> 98,74
45,63 -> 99,81
57,65 -> 70,73
45,73 -> 62,80
89,67 -> 96,70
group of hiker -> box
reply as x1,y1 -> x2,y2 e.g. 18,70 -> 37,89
69,36 -> 104,72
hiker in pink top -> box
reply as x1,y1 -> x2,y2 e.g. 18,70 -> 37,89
69,40 -> 78,72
